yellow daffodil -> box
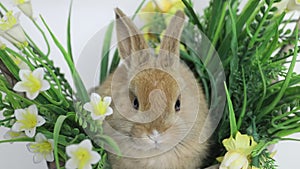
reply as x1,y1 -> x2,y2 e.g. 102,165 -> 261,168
13,0 -> 33,18
11,104 -> 46,137
13,68 -> 50,100
218,132 -> 257,169
26,133 -> 54,163
83,93 -> 113,121
65,139 -> 101,169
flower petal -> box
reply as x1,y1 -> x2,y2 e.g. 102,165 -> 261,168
14,108 -> 25,120
13,81 -> 27,92
32,68 -> 45,80
25,127 -> 36,137
79,139 -> 93,150
83,103 -> 93,113
90,113 -> 104,121
33,153 -> 44,163
36,115 -> 46,127
26,91 -> 39,100
82,165 -> 92,169
19,69 -> 31,81
103,96 -> 112,105
66,144 -> 78,157
65,158 -> 78,169
26,143 -> 34,153
28,104 -> 38,115
35,133 -> 46,142
40,80 -> 50,91
91,93 -> 101,104
46,152 -> 54,162
90,151 -> 101,164
11,122 -> 22,132
105,107 -> 113,116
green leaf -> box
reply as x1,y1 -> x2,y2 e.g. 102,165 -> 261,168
182,0 -> 203,32
0,137 -> 34,144
100,22 -> 114,84
224,82 -> 237,136
97,135 -> 121,156
258,25 -> 299,120
67,0 -> 74,62
109,50 -> 120,73
53,114 -> 74,169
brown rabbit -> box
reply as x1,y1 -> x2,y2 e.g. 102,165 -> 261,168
95,8 -> 210,169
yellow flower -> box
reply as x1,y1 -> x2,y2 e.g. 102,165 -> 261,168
219,132 -> 257,169
26,133 -> 54,163
13,68 -> 50,100
142,0 -> 185,14
83,93 -> 113,121
66,139 -> 101,169
0,11 -> 17,31
11,104 -> 46,137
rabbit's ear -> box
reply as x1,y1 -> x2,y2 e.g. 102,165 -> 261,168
115,8 -> 150,59
159,11 -> 185,58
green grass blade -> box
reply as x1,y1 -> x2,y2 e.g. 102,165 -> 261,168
109,50 -> 120,73
67,0 -> 74,62
182,0 -> 203,31
258,25 -> 299,120
53,114 -> 74,169
131,0 -> 147,20
100,22 -> 114,84
224,82 -> 238,136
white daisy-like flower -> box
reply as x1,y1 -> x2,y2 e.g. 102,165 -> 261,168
12,0 -> 33,18
65,139 -> 101,169
0,11 -> 27,47
3,128 -> 26,140
26,133 -> 54,163
11,104 -> 46,137
83,93 -> 113,120
13,67 -> 50,100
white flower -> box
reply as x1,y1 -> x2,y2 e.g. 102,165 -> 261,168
11,104 -> 45,137
0,11 -> 27,47
219,151 -> 249,169
26,133 -> 54,163
83,93 -> 113,120
13,0 -> 33,18
65,139 -> 101,169
3,129 -> 26,140
13,68 -> 50,100
275,0 -> 300,14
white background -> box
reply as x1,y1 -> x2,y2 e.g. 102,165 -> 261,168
0,0 -> 299,168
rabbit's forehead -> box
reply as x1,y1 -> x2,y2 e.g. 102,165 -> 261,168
130,68 -> 180,98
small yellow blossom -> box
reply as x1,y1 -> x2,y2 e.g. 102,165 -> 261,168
11,104 -> 46,137
65,139 -> 101,169
83,93 -> 113,121
13,68 -> 50,100
219,132 -> 257,169
142,0 -> 185,13
26,133 -> 54,163
10,54 -> 30,70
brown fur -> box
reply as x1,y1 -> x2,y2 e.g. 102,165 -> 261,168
94,8 -> 210,169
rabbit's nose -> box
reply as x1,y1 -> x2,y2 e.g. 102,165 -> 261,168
148,129 -> 160,143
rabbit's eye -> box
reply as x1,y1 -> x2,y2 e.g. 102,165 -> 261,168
133,97 -> 139,110
175,99 -> 180,112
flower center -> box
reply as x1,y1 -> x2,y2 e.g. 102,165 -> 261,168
24,73 -> 42,93
0,11 -> 17,31
297,0 -> 300,4
93,100 -> 108,116
19,111 -> 37,129
74,148 -> 92,169
30,141 -> 52,154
